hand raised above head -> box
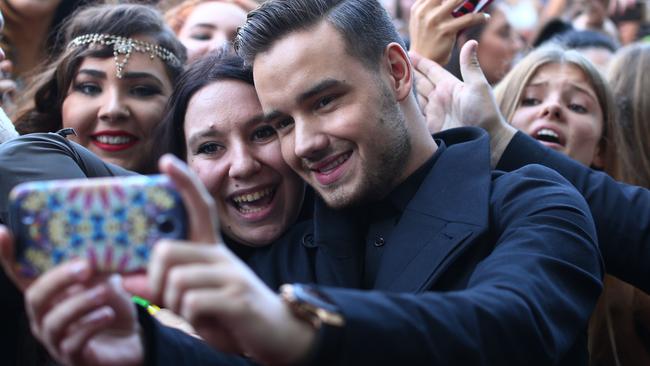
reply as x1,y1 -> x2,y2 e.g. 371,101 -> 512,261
409,0 -> 489,64
410,40 -> 516,166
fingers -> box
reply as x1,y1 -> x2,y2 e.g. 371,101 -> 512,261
446,11 -> 489,33
459,40 -> 488,85
148,240 -> 221,304
410,51 -> 455,85
59,306 -> 116,364
158,154 -> 220,243
39,283 -> 110,353
163,263 -> 232,314
25,261 -> 92,325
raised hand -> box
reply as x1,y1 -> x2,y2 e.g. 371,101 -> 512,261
149,154 -> 315,364
410,40 -> 516,166
409,0 -> 488,64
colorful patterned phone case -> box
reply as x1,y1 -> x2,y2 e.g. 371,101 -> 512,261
9,175 -> 187,277
452,0 -> 494,17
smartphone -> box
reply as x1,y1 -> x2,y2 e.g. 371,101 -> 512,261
9,175 -> 187,277
452,0 -> 494,17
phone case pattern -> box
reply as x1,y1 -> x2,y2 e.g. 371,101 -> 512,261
10,175 -> 187,276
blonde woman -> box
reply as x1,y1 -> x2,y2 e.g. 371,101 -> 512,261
494,45 -> 620,173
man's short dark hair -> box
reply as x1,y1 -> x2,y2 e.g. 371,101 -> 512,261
235,0 -> 405,70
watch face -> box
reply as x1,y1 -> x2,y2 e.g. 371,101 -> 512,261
281,284 -> 345,328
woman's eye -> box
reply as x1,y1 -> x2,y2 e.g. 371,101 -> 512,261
74,83 -> 101,96
568,103 -> 588,113
190,33 -> 212,41
252,125 -> 276,141
131,85 -> 161,97
196,142 -> 224,155
520,97 -> 540,106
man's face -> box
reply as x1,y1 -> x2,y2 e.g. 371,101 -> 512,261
253,21 -> 410,209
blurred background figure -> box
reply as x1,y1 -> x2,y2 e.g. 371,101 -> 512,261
0,0 -> 94,111
165,0 -> 257,62
0,8 -> 17,144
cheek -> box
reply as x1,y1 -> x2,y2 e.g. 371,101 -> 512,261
61,96 -> 96,143
570,117 -> 603,147
189,158 -> 227,201
509,108 -> 535,131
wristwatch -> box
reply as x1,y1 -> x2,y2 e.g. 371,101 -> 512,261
280,284 -> 345,329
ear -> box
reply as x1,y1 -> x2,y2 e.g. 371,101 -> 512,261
383,42 -> 413,102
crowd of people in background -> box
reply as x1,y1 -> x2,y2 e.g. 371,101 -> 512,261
0,0 -> 649,365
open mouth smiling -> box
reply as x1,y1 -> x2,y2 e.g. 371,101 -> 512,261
231,187 -> 277,215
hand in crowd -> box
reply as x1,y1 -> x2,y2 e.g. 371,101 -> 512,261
410,40 -> 517,166
149,154 -> 316,365
408,0 -> 488,64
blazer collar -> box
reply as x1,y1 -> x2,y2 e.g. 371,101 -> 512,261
312,127 -> 492,290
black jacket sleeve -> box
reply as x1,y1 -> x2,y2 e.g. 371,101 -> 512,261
497,131 -> 650,292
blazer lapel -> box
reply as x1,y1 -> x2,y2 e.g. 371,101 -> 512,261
374,128 -> 492,292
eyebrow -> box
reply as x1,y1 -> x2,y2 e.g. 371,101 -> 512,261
76,69 -> 165,87
526,81 -> 598,101
187,114 -> 266,147
190,23 -> 217,29
263,78 -> 344,121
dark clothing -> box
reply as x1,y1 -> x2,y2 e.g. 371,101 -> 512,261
361,140 -> 444,288
0,129 -> 614,364
497,132 -> 650,293
144,127 -> 602,365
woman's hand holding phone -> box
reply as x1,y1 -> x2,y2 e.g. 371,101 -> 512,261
409,0 -> 490,64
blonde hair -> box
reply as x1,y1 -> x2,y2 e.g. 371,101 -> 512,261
494,44 -> 620,174
607,42 -> 650,187
164,0 -> 258,34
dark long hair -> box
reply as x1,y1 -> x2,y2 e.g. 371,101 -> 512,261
153,47 -> 254,164
13,3 -> 187,134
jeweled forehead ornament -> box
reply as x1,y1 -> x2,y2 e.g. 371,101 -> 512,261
68,34 -> 182,78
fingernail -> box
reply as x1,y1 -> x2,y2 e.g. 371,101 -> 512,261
69,261 -> 89,280
483,13 -> 491,20
109,273 -> 123,290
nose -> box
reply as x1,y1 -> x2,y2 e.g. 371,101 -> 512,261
98,88 -> 129,123
540,101 -> 563,120
228,142 -> 261,179
293,118 -> 329,160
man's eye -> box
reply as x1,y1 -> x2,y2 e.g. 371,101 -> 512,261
252,125 -> 277,141
74,83 -> 101,96
131,85 -> 161,97
275,117 -> 294,130
196,142 -> 224,155
568,103 -> 587,113
520,97 -> 540,106
316,95 -> 336,110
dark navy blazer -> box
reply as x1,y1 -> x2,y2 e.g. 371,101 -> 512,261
497,132 -> 650,293
143,127 -> 603,365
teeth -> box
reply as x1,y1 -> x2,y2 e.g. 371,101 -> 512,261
536,128 -> 559,139
95,135 -> 133,145
318,154 -> 349,173
232,188 -> 274,203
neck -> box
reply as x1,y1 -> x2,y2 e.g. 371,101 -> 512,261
395,107 -> 438,186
